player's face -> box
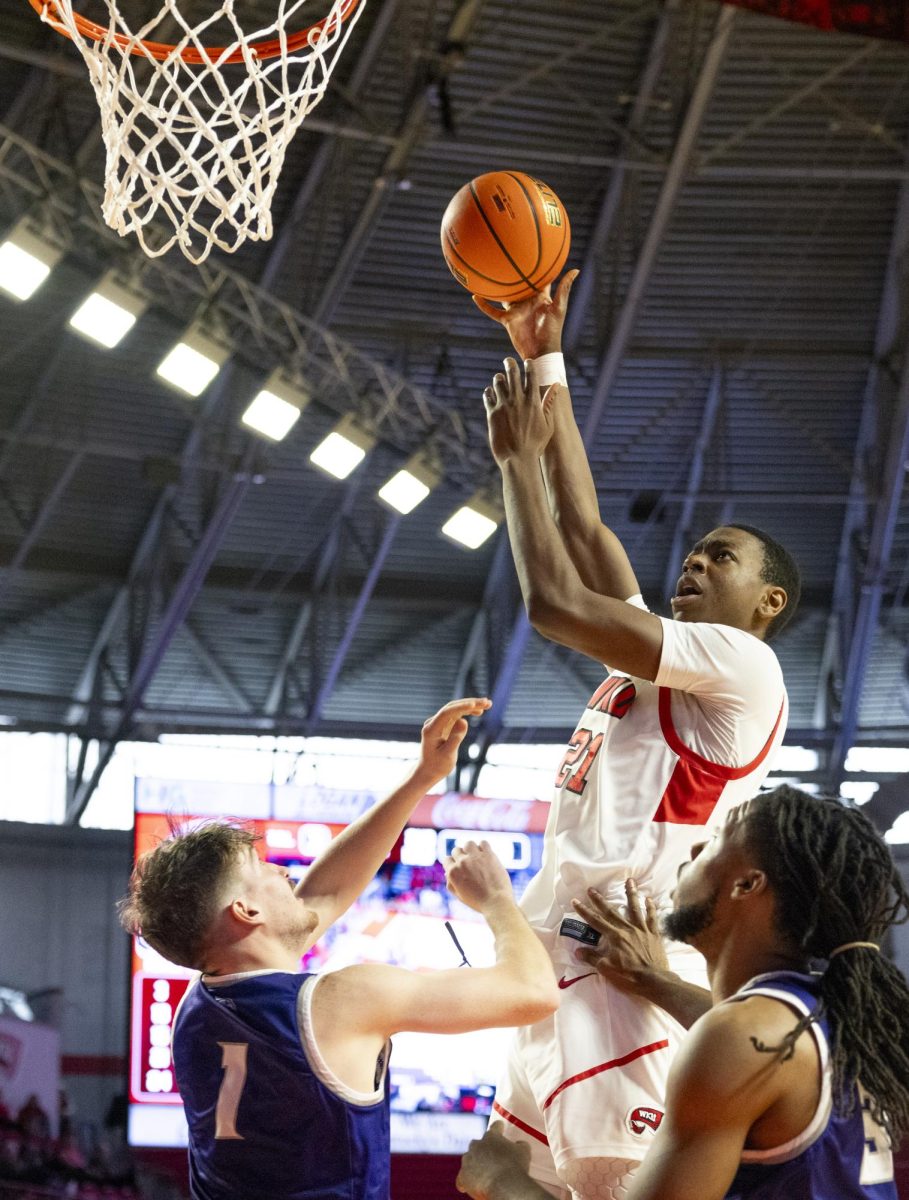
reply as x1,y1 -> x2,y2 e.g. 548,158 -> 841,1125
240,851 -> 318,950
670,527 -> 772,630
665,805 -> 751,947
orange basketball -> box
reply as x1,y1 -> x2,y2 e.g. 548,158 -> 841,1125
440,171 -> 571,303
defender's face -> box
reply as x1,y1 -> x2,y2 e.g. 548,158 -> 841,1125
671,527 -> 771,630
666,805 -> 752,946
238,850 -> 318,949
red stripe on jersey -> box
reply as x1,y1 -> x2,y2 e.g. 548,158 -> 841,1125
652,756 -> 726,824
541,1039 -> 670,1111
657,689 -> 785,781
492,1101 -> 550,1145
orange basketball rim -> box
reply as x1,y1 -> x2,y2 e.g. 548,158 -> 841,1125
26,0 -> 364,63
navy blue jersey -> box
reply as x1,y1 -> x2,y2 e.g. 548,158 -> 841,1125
723,971 -> 896,1200
172,970 -> 390,1200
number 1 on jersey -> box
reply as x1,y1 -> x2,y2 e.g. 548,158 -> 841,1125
215,1042 -> 248,1140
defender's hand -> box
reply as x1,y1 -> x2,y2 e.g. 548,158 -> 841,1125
484,358 -> 557,467
472,270 -> 579,361
572,880 -> 670,995
445,841 -> 512,914
418,698 -> 491,784
456,1126 -> 533,1199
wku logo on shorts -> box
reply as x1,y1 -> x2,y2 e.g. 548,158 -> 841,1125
626,1106 -> 663,1136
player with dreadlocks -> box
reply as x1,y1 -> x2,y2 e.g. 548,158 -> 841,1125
455,784 -> 909,1200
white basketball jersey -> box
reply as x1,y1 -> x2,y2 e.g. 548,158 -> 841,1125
521,605 -> 788,944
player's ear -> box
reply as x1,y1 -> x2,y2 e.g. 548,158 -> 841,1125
731,869 -> 767,900
229,897 -> 263,927
758,585 -> 786,625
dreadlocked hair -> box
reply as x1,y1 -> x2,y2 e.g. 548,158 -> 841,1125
743,785 -> 909,1144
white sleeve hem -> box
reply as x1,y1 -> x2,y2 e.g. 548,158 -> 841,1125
297,975 -> 388,1107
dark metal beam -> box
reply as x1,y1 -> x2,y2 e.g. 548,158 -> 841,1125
263,480 -> 362,716
258,0 -> 403,295
821,167 -> 909,778
826,351 -> 909,787
65,448 -> 256,822
562,0 -> 678,355
303,512 -> 401,734
312,0 -> 485,328
183,619 -> 255,713
582,4 -> 736,443
661,365 -> 724,603
1,449 -> 83,582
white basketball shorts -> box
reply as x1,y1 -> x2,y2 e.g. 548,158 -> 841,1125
491,955 -> 691,1188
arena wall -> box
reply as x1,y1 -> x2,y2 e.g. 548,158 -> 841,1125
0,821 -> 131,1125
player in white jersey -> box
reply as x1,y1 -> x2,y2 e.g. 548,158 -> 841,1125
473,275 -> 800,1199
456,786 -> 909,1200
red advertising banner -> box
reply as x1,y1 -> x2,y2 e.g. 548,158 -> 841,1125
722,0 -> 909,42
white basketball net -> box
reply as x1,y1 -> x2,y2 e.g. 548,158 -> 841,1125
39,0 -> 366,263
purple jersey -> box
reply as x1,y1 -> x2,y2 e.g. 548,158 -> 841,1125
172,971 -> 390,1200
723,971 -> 896,1200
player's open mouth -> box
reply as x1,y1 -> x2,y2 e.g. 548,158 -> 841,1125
671,593 -> 701,610
673,580 -> 702,603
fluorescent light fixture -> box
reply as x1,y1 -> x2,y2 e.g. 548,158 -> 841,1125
309,416 -> 375,480
378,454 -> 438,515
68,275 -> 147,348
0,223 -> 62,301
242,370 -> 308,442
442,494 -> 501,550
156,327 -> 228,397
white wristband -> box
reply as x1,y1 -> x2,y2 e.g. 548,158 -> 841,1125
531,352 -> 567,388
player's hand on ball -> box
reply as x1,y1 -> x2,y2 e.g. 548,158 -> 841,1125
472,270 -> 579,362
571,879 -> 671,994
445,841 -> 512,914
418,697 -> 491,784
484,357 -> 556,466
456,1126 -> 533,1199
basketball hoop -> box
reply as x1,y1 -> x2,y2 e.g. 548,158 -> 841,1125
27,0 -> 367,262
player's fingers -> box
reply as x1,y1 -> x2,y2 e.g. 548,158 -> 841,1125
625,877 -> 645,926
482,385 -> 497,413
575,890 -> 629,929
440,696 -> 491,716
492,372 -> 511,405
441,716 -> 469,747
553,268 -> 579,313
472,294 -> 507,322
426,697 -> 489,737
572,897 -> 619,931
504,356 -> 523,396
645,895 -> 660,934
524,357 -> 538,396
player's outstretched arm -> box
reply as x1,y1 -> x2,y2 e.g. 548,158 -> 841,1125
310,843 -> 558,1086
297,697 -> 490,945
474,273 -> 639,601
572,883 -> 713,1030
484,359 -> 663,677
626,1000 -> 807,1200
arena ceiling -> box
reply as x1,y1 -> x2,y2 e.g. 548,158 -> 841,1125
1,0 -> 909,819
